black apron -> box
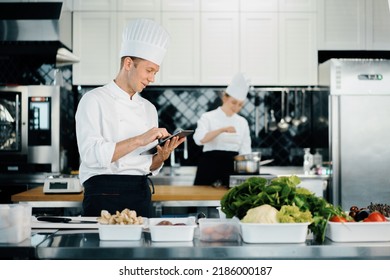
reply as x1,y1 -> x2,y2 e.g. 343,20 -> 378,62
194,150 -> 238,187
82,174 -> 154,217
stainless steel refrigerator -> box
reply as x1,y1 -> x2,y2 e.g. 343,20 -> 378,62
319,59 -> 390,209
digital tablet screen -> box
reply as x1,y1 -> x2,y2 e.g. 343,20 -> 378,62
140,129 -> 194,155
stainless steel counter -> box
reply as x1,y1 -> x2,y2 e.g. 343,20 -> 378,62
31,229 -> 390,260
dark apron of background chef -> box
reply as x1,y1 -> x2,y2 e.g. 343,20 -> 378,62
194,150 -> 238,187
82,174 -> 153,217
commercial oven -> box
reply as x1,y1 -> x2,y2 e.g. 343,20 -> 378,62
0,85 -> 74,174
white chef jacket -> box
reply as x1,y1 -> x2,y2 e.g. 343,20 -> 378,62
75,81 -> 161,185
193,107 -> 251,154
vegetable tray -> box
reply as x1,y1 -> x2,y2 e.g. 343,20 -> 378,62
239,222 -> 310,243
326,221 -> 390,242
148,217 -> 197,242
98,224 -> 144,241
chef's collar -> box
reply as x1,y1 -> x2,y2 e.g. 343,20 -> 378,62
109,80 -> 141,102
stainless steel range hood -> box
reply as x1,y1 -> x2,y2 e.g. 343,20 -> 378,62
0,1 -> 79,66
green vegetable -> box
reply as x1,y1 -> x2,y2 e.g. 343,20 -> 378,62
220,175 -> 345,243
277,205 -> 313,223
241,204 -> 279,223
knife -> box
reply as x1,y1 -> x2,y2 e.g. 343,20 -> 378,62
37,216 -> 98,224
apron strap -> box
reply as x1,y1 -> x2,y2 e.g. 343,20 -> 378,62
146,173 -> 155,194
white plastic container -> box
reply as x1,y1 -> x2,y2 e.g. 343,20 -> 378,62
240,222 -> 310,243
0,204 -> 32,243
149,217 -> 196,242
199,218 -> 240,242
326,221 -> 390,242
98,224 -> 144,241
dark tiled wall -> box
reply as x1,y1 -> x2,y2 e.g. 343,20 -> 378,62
140,86 -> 329,167
1,60 -> 329,169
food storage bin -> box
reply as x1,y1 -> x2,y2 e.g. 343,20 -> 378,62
326,221 -> 390,242
98,224 -> 144,241
199,218 -> 240,242
240,222 -> 310,243
0,204 -> 32,243
149,217 -> 196,242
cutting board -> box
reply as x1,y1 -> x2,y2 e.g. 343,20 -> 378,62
31,216 -> 99,229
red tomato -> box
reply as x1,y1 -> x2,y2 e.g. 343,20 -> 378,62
363,212 -> 387,222
330,216 -> 348,222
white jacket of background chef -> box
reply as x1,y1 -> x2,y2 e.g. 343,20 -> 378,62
193,107 -> 251,154
75,81 -> 161,185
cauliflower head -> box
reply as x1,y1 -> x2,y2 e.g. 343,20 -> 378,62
241,204 -> 279,223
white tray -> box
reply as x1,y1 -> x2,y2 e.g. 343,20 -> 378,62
240,222 -> 310,243
149,217 -> 196,242
98,224 -> 144,241
326,221 -> 390,242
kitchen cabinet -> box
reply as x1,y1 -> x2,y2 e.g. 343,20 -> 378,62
72,0 -> 116,11
241,10 -> 317,85
72,3 -> 162,86
200,12 -> 240,85
117,0 -> 161,11
72,0 -> 317,86
161,12 -> 200,85
240,0 -> 278,11
72,12 -> 117,86
278,12 -> 317,85
365,0 -> 390,50
162,0 -> 200,11
278,0 -> 317,12
200,0 -> 239,12
317,0 -> 390,50
240,12 -> 279,85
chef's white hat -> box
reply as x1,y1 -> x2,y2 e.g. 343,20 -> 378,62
119,18 -> 170,66
226,73 -> 251,101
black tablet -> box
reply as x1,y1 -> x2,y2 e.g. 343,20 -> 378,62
140,129 -> 194,155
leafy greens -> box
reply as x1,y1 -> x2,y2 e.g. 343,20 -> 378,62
220,175 -> 345,243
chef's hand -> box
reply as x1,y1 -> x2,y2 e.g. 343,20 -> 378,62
156,136 -> 186,161
140,127 -> 170,146
222,126 -> 236,133
150,136 -> 187,171
112,127 -> 170,163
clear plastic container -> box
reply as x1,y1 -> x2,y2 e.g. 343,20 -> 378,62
0,204 -> 32,243
199,218 -> 240,242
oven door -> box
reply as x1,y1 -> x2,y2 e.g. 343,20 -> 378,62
0,86 -> 28,163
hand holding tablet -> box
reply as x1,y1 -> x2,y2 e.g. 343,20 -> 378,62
140,129 -> 194,155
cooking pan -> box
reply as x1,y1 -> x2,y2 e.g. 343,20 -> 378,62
233,152 -> 274,174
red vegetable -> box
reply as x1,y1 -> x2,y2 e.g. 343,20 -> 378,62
330,216 -> 348,222
363,212 -> 387,222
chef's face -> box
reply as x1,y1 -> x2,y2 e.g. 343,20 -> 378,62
223,94 -> 245,115
126,57 -> 160,93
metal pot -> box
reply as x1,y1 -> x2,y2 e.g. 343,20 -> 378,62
234,160 -> 260,174
234,152 -> 261,174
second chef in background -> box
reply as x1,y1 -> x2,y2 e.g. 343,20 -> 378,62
193,73 -> 252,187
